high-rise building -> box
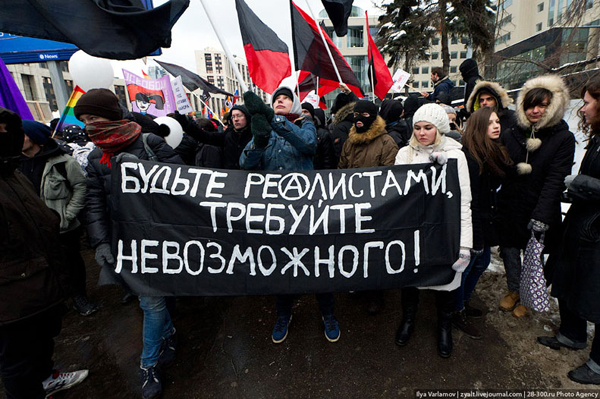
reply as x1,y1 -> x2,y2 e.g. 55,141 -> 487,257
493,0 -> 600,89
195,48 -> 267,117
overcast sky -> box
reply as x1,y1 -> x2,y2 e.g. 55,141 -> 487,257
112,0 -> 382,82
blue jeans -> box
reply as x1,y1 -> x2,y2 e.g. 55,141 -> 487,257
454,247 -> 491,311
501,247 -> 522,293
139,296 -> 174,368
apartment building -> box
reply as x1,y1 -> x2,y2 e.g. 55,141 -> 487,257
195,48 -> 267,116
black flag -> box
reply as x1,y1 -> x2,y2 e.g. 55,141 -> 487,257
155,60 -> 234,97
321,0 -> 353,37
1,0 -> 189,60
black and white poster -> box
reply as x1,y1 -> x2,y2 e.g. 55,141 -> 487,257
109,159 -> 461,296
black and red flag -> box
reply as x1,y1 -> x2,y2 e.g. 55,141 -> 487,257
366,11 -> 393,100
297,72 -> 336,108
1,0 -> 189,60
290,1 -> 364,98
155,59 -> 233,97
235,0 -> 291,94
321,0 -> 354,37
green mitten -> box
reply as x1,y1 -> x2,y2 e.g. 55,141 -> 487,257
251,114 -> 271,148
243,91 -> 275,121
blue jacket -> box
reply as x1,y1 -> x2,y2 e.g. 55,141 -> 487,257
431,76 -> 455,102
240,115 -> 317,172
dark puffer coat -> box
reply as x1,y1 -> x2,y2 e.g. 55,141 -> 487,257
550,133 -> 600,323
329,102 -> 355,161
0,170 -> 68,325
85,133 -> 183,248
496,75 -> 575,249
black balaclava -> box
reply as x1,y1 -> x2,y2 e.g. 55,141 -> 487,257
353,100 -> 378,133
0,107 -> 25,174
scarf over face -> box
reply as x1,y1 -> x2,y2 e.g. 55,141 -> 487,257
85,120 -> 141,168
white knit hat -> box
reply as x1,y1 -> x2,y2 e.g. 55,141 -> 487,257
413,103 -> 451,134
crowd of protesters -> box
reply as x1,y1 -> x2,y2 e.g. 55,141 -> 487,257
2,62 -> 600,399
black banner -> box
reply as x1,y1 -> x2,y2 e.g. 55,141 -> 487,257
109,159 -> 461,296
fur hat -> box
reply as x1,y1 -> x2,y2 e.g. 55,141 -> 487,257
412,103 -> 450,134
74,88 -> 122,121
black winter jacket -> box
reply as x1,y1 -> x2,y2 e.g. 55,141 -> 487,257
330,102 -> 355,161
0,170 -> 68,325
550,134 -> 600,323
387,121 -> 411,148
175,134 -> 223,168
85,133 -> 183,248
497,119 -> 575,248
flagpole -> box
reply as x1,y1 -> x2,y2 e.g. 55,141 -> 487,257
303,0 -> 343,84
370,63 -> 376,103
198,0 -> 249,94
366,11 -> 375,103
193,92 -> 222,123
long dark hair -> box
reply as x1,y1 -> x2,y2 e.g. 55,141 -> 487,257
579,74 -> 600,136
462,107 -> 513,177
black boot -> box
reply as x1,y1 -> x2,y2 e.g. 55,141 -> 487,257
395,315 -> 415,346
452,309 -> 482,340
437,312 -> 453,358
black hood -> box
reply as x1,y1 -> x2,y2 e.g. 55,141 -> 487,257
459,59 -> 479,80
313,108 -> 326,127
403,95 -> 422,118
0,107 -> 25,173
379,99 -> 404,124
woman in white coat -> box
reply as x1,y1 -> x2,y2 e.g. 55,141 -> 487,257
394,103 -> 473,358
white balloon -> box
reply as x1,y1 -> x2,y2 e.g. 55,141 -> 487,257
68,50 -> 114,91
154,116 -> 183,149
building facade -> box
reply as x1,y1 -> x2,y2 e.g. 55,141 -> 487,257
195,48 -> 267,117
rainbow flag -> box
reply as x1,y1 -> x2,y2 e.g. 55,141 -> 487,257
54,86 -> 86,136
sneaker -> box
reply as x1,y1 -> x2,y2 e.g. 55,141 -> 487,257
499,291 -> 520,311
43,369 -> 89,397
568,363 -> 600,385
452,310 -> 482,340
140,365 -> 162,399
73,295 -> 98,316
322,314 -> 340,342
271,314 -> 292,344
537,335 -> 587,351
157,329 -> 177,369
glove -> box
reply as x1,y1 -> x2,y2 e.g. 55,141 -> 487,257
452,248 -> 471,273
95,243 -> 115,266
155,123 -> 171,138
564,175 -> 576,190
527,219 -> 549,232
243,91 -> 274,121
169,111 -> 192,131
251,114 -> 271,148
429,151 -> 448,165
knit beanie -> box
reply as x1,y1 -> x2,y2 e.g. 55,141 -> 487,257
353,100 -> 378,116
74,88 -> 122,121
271,87 -> 294,104
301,102 -> 315,119
412,103 -> 450,134
441,105 -> 456,116
22,120 -> 51,145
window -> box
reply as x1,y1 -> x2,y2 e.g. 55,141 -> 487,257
42,77 -> 57,112
450,51 -> 458,59
38,62 -> 48,69
500,0 -> 513,10
21,74 -> 35,101
460,51 -> 467,58
412,81 -> 419,88
586,0 -> 594,10
432,38 -> 440,45
451,36 -> 458,45
450,66 -> 457,73
114,85 -> 127,108
412,67 -> 420,75
537,2 -> 544,11
347,26 -> 364,47
549,17 -> 554,26
432,52 -> 439,60
422,81 -> 429,88
536,22 -> 543,31
499,14 -> 512,27
459,79 -> 465,85
495,32 -> 511,45
422,66 -> 429,74
205,54 -> 211,60
461,36 -> 469,44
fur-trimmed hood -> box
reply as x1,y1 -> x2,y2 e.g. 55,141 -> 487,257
347,116 -> 387,144
466,80 -> 512,113
333,102 -> 356,125
516,74 -> 570,131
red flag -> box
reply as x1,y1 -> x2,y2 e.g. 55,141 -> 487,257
297,72 -> 337,103
235,0 -> 291,94
366,11 -> 393,100
291,1 -> 364,98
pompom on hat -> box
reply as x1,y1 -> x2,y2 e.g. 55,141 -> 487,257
412,103 -> 451,134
